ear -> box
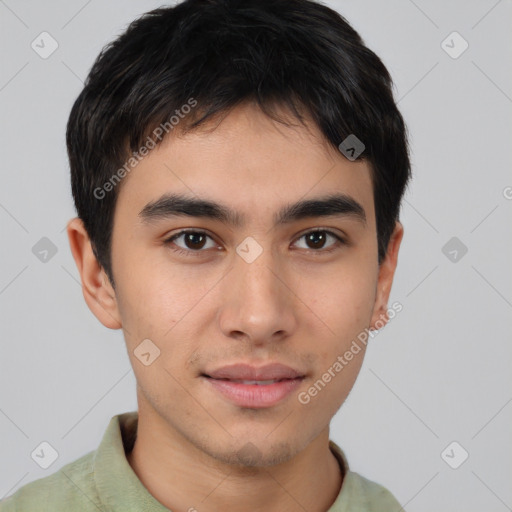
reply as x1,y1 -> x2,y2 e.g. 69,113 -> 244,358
369,221 -> 404,331
66,217 -> 122,329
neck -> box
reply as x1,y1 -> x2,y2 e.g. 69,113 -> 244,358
126,406 -> 343,512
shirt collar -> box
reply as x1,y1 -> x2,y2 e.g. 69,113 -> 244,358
92,412 -> 357,512
93,411 -> 169,512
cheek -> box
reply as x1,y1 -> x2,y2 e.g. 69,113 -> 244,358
115,271 -> 201,397
296,349 -> 365,435
303,261 -> 377,333
297,259 -> 376,403
114,252 -> 196,333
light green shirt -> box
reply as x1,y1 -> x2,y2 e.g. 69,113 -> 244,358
0,411 -> 404,511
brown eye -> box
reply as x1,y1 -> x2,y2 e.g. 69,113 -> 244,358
293,229 -> 345,252
181,232 -> 208,250
164,230 -> 217,254
305,231 -> 328,249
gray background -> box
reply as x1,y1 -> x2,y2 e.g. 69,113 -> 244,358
1,1 -> 511,510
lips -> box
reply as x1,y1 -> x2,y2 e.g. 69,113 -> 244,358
222,379 -> 284,385
202,363 -> 306,408
203,362 -> 305,381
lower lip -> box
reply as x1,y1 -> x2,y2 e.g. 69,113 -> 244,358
204,377 -> 304,408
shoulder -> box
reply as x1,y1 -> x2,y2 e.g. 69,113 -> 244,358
344,470 -> 404,511
0,450 -> 102,512
328,441 -> 404,511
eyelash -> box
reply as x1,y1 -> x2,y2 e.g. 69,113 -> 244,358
163,228 -> 346,257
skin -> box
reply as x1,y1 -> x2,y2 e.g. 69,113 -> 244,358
67,102 -> 403,512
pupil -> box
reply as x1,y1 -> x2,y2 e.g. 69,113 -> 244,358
186,233 -> 205,249
308,232 -> 325,249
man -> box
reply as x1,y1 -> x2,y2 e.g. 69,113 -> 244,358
0,0 -> 410,510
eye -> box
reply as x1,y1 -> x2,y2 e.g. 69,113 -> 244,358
164,228 -> 346,257
292,229 -> 346,253
164,230 -> 218,256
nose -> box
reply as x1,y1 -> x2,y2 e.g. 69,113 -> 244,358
217,242 -> 298,346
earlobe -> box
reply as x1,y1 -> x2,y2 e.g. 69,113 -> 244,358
66,217 -> 122,330
369,221 -> 404,331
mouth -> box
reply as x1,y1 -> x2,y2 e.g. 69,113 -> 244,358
201,363 -> 306,408
208,378 -> 297,385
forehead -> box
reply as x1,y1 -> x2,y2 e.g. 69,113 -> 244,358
114,103 -> 375,230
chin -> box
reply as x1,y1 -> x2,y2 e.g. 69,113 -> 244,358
205,438 -> 296,469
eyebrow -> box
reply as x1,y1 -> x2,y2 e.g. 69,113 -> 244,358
138,192 -> 367,227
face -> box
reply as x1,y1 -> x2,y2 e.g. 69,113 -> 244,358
68,102 -> 403,468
